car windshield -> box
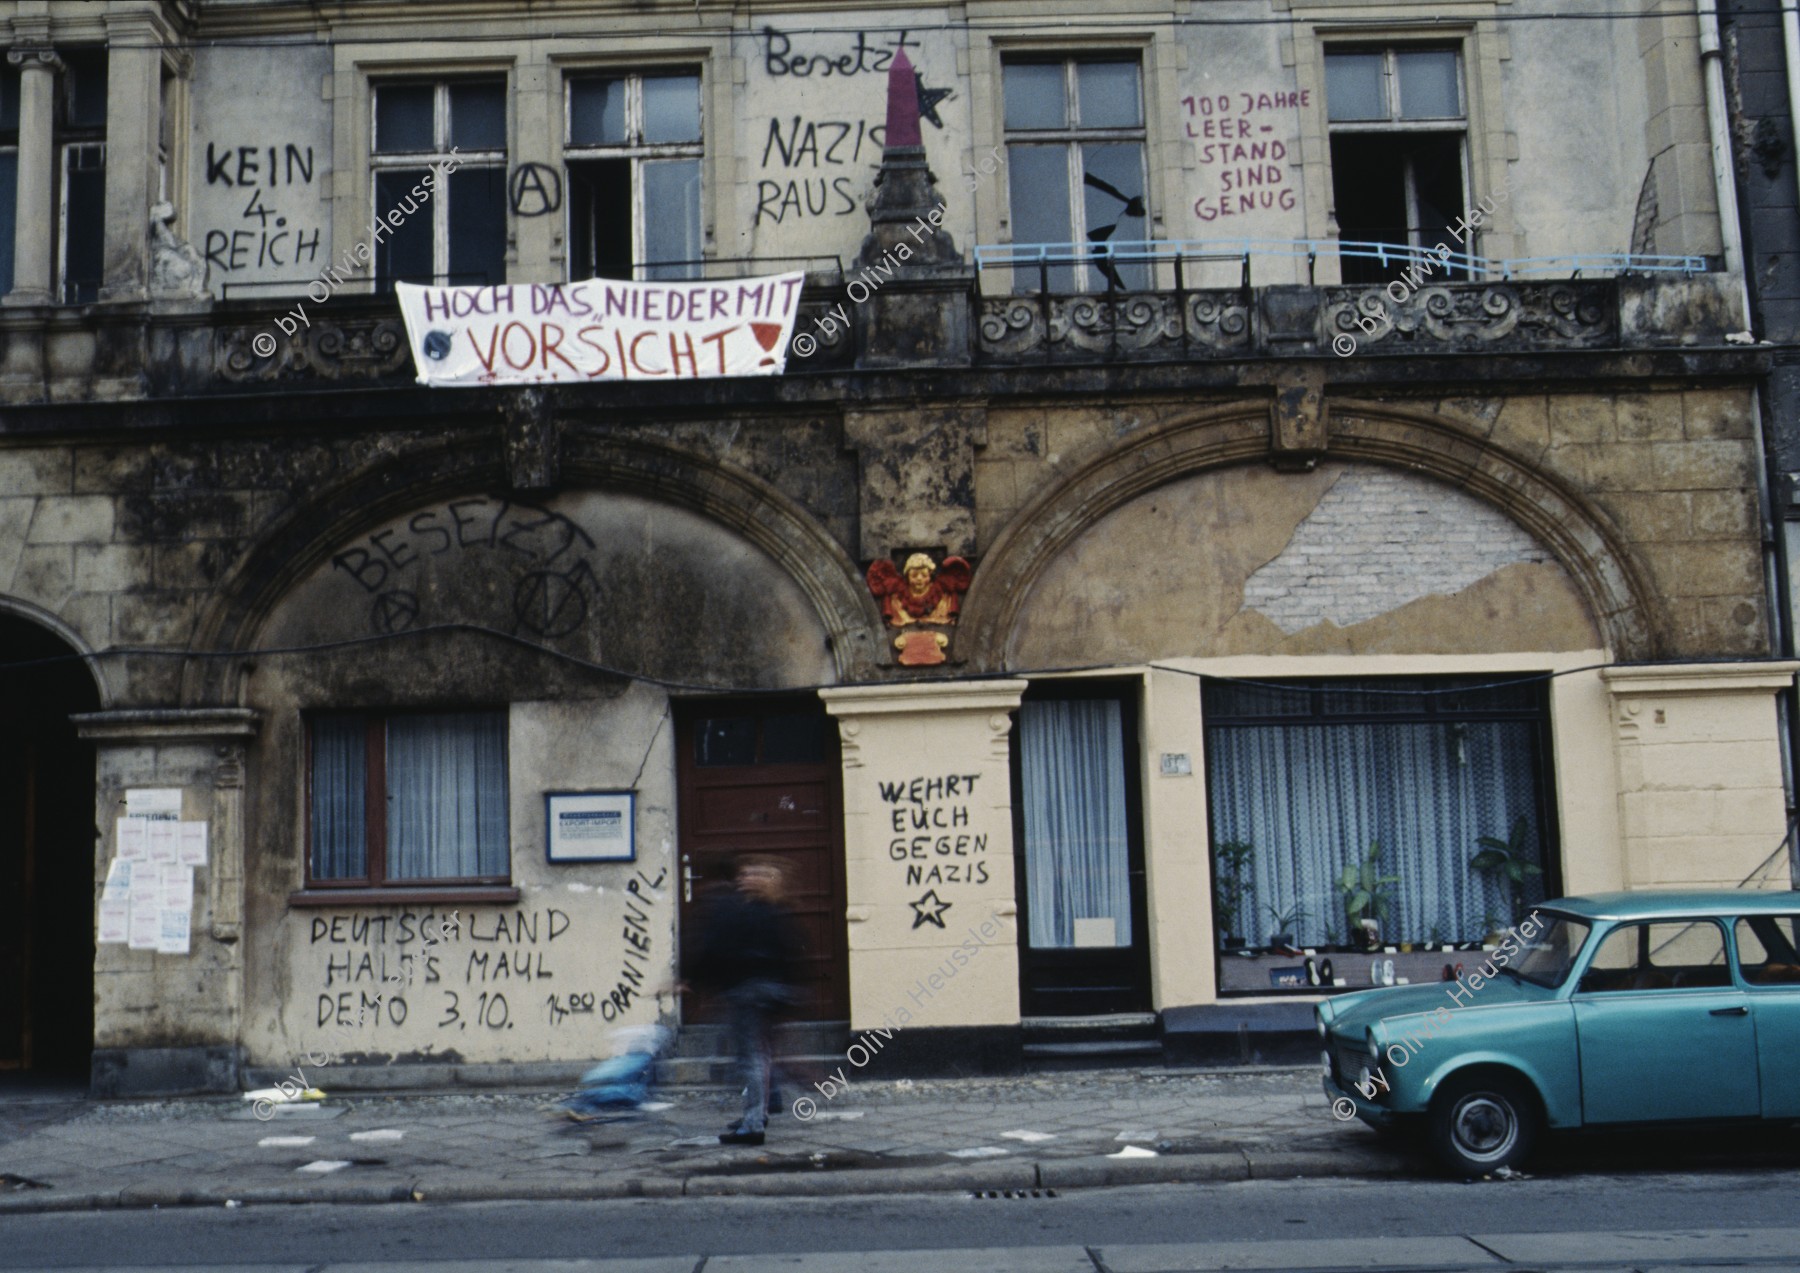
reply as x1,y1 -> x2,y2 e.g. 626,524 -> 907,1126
1512,913 -> 1590,988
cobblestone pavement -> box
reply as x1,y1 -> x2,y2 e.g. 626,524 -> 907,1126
0,1066 -> 1407,1211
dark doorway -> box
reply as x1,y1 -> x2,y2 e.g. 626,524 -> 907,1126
675,698 -> 848,1022
1010,681 -> 1152,1017
0,617 -> 100,1078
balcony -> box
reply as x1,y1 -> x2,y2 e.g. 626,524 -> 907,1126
971,239 -> 1729,364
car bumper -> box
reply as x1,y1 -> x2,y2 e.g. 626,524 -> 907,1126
1321,1073 -> 1397,1127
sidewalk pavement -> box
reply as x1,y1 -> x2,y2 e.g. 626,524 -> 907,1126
0,1066 -> 1408,1212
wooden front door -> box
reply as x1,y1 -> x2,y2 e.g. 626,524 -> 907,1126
676,699 -> 848,1022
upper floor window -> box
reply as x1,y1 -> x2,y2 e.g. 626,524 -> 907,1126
1003,57 -> 1148,293
565,70 -> 703,281
372,80 -> 506,289
1324,46 -> 1468,285
309,709 -> 511,888
57,48 -> 106,303
0,64 -> 18,295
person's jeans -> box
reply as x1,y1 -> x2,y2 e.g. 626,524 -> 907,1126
724,979 -> 789,1133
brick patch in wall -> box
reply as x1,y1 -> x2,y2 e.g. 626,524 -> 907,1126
1240,468 -> 1552,634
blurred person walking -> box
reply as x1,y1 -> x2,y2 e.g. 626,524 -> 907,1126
687,855 -> 804,1146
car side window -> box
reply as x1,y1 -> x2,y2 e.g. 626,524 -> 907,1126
1578,921 -> 1731,992
1735,916 -> 1800,986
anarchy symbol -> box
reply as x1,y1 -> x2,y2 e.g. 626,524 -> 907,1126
513,570 -> 588,638
371,590 -> 420,635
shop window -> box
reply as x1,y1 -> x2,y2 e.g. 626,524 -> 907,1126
0,64 -> 18,294
371,79 -> 507,289
1324,46 -> 1468,285
57,49 -> 106,303
1204,675 -> 1553,954
1003,57 -> 1148,293
565,71 -> 702,282
309,710 -> 510,886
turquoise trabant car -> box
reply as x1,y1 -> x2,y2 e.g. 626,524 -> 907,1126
1317,891 -> 1800,1175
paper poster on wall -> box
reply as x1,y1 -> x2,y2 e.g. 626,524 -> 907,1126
98,899 -> 129,944
146,821 -> 178,864
125,788 -> 182,818
156,908 -> 191,955
159,864 -> 194,911
395,275 -> 805,387
178,822 -> 209,867
116,817 -> 147,860
102,858 -> 133,899
128,889 -> 160,950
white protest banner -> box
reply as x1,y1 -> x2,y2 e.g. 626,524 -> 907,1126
395,274 -> 806,386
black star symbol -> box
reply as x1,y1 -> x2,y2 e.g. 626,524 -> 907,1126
915,74 -> 954,130
909,889 -> 952,929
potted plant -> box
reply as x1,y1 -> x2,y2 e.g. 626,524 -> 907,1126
1338,840 -> 1400,952
1471,816 -> 1542,925
1213,840 -> 1255,950
1265,900 -> 1308,951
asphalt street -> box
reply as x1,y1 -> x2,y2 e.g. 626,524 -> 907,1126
5,1173 -> 1800,1270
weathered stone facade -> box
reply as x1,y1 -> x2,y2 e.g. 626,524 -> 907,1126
1,0 -> 1794,1091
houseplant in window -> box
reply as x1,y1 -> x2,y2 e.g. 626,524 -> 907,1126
1337,841 -> 1399,952
1264,900 -> 1307,953
1470,815 -> 1542,930
1213,840 -> 1255,950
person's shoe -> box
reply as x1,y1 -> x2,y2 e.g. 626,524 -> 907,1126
719,1129 -> 765,1146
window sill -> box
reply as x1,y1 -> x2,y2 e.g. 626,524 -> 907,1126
287,886 -> 520,908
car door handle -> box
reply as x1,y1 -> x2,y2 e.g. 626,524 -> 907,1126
1709,1005 -> 1749,1016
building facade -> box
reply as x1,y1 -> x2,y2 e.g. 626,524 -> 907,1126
0,0 -> 1794,1094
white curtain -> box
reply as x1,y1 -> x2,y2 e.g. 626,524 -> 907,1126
1206,718 -> 1543,947
387,713 -> 509,879
1021,699 -> 1132,949
310,715 -> 367,879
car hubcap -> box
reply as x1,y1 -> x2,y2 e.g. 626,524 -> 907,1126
1451,1093 -> 1517,1162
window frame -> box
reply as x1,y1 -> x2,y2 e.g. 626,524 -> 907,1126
562,68 -> 704,281
295,706 -> 518,906
1001,53 -> 1150,294
0,62 -> 19,296
368,77 -> 508,289
54,48 -> 106,305
1322,42 -> 1471,270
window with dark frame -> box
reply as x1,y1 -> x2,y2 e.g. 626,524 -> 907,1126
1204,675 -> 1555,963
0,63 -> 18,295
565,70 -> 703,282
1003,56 -> 1149,294
371,79 -> 507,290
308,710 -> 510,888
57,48 -> 106,304
1324,45 -> 1469,285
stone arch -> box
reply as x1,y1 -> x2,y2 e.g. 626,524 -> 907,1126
956,401 -> 1657,665
187,432 -> 881,704
0,596 -> 111,708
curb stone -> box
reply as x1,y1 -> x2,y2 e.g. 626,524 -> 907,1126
0,1148 -> 1420,1213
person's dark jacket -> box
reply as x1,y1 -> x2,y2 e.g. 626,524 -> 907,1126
690,887 -> 804,993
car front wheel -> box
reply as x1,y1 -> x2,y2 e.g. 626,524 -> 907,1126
1428,1071 -> 1538,1176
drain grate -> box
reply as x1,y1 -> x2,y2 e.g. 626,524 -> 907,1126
971,1188 -> 1057,1199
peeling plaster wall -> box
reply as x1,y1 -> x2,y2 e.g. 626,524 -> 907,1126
1008,461 -> 1602,667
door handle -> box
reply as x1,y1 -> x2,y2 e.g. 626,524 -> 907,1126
1709,1005 -> 1748,1016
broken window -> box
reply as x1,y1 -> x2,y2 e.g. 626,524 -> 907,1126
309,710 -> 511,886
1325,46 -> 1470,285
0,64 -> 17,294
1003,57 -> 1148,293
57,49 -> 105,303
566,71 -> 703,282
372,80 -> 507,290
